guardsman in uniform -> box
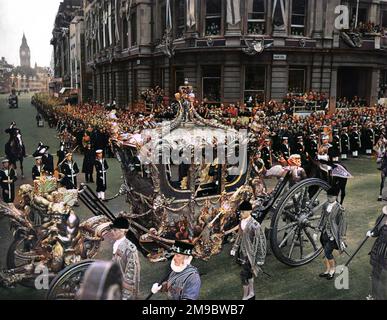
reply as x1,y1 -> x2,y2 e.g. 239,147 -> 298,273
331,129 -> 341,163
151,240 -> 201,300
32,156 -> 45,181
340,127 -> 350,160
295,136 -> 308,167
230,201 -> 266,300
33,144 -> 54,175
82,143 -> 95,183
280,137 -> 291,161
57,142 -> 66,167
350,125 -> 361,158
306,134 -> 319,160
0,159 -> 17,204
364,123 -> 375,156
60,152 -> 80,190
111,217 -> 141,300
95,150 -> 109,201
260,138 -> 273,170
318,190 -> 347,280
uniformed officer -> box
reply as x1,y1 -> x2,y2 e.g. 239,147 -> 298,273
151,241 -> 201,300
260,138 -> 273,170
350,125 -> 361,158
60,152 -> 80,190
32,156 -> 44,181
82,143 -> 95,183
340,127 -> 350,160
111,217 -> 141,300
331,129 -> 341,163
95,150 -> 109,201
280,137 -> 291,161
364,123 -> 375,156
0,159 -> 17,204
306,133 -> 319,160
57,141 -> 66,167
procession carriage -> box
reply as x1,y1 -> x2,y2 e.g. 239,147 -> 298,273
46,97 -> 336,299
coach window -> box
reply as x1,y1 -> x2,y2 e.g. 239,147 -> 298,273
291,0 -> 307,36
205,0 -> 222,36
247,0 -> 266,35
202,66 -> 222,103
288,68 -> 306,94
244,66 -> 265,104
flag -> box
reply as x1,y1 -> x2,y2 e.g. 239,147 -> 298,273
227,0 -> 241,25
186,0 -> 196,28
108,2 -> 113,45
115,0 -> 120,41
272,0 -> 287,26
166,0 -> 172,32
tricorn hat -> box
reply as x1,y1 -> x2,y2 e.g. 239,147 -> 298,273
239,201 -> 253,211
170,240 -> 194,256
110,217 -> 129,230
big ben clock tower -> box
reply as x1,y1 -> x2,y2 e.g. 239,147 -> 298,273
20,33 -> 31,68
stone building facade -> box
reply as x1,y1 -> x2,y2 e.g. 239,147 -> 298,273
51,0 -> 83,90
82,0 -> 387,109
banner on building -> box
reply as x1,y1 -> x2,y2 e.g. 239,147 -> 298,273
186,0 -> 196,28
227,0 -> 241,25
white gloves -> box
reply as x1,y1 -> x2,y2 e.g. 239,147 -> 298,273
366,231 -> 374,238
230,249 -> 236,257
151,283 -> 162,294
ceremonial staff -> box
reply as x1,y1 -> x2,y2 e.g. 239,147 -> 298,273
339,235 -> 370,274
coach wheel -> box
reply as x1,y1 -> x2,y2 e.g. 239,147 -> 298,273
77,261 -> 123,300
46,260 -> 96,300
6,237 -> 38,288
270,178 -> 330,267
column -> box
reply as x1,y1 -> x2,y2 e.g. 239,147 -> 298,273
370,68 -> 380,107
329,68 -> 337,114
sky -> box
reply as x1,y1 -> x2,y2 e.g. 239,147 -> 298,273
0,0 -> 63,67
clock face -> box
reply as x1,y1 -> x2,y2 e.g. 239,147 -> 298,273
21,50 -> 26,56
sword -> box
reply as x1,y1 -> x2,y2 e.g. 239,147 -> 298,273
339,236 -> 370,274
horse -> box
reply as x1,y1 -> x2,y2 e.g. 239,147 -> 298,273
5,133 -> 26,178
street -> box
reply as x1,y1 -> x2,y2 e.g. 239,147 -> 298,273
0,93 -> 383,300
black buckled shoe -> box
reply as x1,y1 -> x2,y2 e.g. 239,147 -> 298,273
319,273 -> 329,278
326,273 -> 335,280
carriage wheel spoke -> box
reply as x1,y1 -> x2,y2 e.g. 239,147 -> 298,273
277,221 -> 298,232
307,188 -> 323,209
303,227 -> 318,251
300,187 -> 309,209
288,228 -> 298,258
299,229 -> 304,259
279,225 -> 298,248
